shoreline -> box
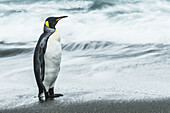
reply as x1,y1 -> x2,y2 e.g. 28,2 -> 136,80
1,98 -> 170,113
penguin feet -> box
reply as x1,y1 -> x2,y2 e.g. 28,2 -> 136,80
47,94 -> 63,99
43,88 -> 63,100
51,94 -> 63,98
48,87 -> 63,98
38,91 -> 44,101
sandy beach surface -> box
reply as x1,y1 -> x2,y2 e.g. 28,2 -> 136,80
1,98 -> 170,113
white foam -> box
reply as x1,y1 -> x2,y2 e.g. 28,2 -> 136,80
0,0 -> 170,44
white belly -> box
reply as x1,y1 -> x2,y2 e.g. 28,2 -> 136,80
43,32 -> 62,91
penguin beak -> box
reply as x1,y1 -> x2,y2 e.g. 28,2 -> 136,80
56,16 -> 68,21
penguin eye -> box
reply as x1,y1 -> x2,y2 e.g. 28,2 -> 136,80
45,21 -> 49,27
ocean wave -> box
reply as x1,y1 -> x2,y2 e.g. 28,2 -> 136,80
0,42 -> 34,57
59,7 -> 85,12
0,41 -> 30,45
80,50 -> 160,60
0,41 -> 169,61
0,0 -> 170,44
62,41 -> 115,51
1,10 -> 27,17
88,1 -> 114,11
62,41 -> 170,61
0,48 -> 33,57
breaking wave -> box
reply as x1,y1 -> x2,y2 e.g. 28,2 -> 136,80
62,41 -> 114,51
0,0 -> 170,44
0,48 -> 33,57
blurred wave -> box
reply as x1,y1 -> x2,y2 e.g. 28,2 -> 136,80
1,41 -> 169,61
0,0 -> 170,44
62,41 -> 114,51
88,1 -> 114,11
0,48 -> 33,57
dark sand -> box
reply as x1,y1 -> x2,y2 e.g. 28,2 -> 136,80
1,99 -> 170,113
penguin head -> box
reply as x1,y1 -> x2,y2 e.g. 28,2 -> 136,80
45,16 -> 68,29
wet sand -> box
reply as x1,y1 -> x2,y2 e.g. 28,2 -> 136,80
1,98 -> 170,113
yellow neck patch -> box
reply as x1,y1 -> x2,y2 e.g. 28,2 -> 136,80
55,29 -> 57,33
45,21 -> 49,27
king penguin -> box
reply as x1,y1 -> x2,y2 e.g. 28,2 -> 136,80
33,16 -> 68,100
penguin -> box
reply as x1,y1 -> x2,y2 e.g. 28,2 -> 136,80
33,16 -> 67,100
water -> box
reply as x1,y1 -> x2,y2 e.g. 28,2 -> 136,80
0,0 -> 170,109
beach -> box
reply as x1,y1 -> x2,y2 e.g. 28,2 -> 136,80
1,98 -> 170,113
